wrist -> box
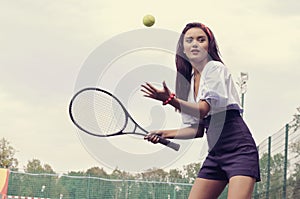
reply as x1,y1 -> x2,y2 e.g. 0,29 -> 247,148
163,93 -> 175,105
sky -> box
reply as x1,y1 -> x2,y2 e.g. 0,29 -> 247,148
1,0 -> 299,174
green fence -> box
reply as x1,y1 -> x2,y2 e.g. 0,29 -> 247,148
252,121 -> 300,199
7,122 -> 300,199
7,171 -> 193,199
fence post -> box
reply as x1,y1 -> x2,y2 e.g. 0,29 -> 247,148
266,136 -> 271,199
283,123 -> 289,199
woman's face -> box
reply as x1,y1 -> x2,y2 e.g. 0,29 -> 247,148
183,27 -> 209,64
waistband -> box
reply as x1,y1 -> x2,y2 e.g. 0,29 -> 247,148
203,109 -> 241,128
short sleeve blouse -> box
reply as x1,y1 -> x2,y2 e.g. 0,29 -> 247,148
181,61 -> 242,125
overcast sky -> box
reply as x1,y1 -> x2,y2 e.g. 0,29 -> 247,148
1,0 -> 299,173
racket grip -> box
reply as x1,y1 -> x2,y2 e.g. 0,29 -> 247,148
158,136 -> 180,151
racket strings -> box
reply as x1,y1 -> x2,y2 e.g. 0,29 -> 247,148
71,90 -> 126,136
94,93 -> 126,134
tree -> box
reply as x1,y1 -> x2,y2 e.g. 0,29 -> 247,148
290,107 -> 300,131
183,162 -> 201,183
255,153 -> 269,197
141,168 -> 168,181
67,170 -> 85,176
18,159 -> 55,198
24,159 -> 55,174
168,168 -> 184,182
286,107 -> 300,198
269,153 -> 285,198
0,138 -> 18,170
290,139 -> 300,198
86,166 -> 108,178
255,152 -> 289,198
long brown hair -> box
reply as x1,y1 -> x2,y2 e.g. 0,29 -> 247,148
175,22 -> 223,100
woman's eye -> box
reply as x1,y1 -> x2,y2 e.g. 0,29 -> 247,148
185,38 -> 193,43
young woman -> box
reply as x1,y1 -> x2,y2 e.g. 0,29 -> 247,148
141,22 -> 260,199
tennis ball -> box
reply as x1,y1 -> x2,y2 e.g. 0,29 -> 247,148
143,14 -> 155,27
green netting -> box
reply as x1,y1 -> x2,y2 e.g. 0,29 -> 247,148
6,122 -> 300,199
253,122 -> 300,199
8,171 -> 192,199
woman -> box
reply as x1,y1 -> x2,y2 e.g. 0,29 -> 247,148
141,22 -> 260,199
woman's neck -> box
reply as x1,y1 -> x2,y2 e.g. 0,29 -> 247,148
191,58 -> 209,74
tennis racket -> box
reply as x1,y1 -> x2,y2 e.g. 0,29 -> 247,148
69,87 -> 180,151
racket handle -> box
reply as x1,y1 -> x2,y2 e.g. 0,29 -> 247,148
158,136 -> 180,151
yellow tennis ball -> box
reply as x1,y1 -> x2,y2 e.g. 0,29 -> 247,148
143,14 -> 155,27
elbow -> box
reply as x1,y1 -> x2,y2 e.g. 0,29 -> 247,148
199,100 -> 210,119
191,123 -> 205,138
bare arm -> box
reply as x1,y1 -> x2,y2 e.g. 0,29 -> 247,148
141,81 -> 207,143
144,124 -> 205,143
170,98 -> 210,119
141,81 -> 210,118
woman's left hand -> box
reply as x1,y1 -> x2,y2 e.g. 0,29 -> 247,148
144,130 -> 163,144
141,81 -> 172,103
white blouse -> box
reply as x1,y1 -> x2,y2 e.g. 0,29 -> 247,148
181,61 -> 243,125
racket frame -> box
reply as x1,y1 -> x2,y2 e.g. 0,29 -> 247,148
69,87 -> 180,151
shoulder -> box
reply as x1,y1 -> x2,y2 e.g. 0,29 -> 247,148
205,61 -> 226,71
203,61 -> 227,75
